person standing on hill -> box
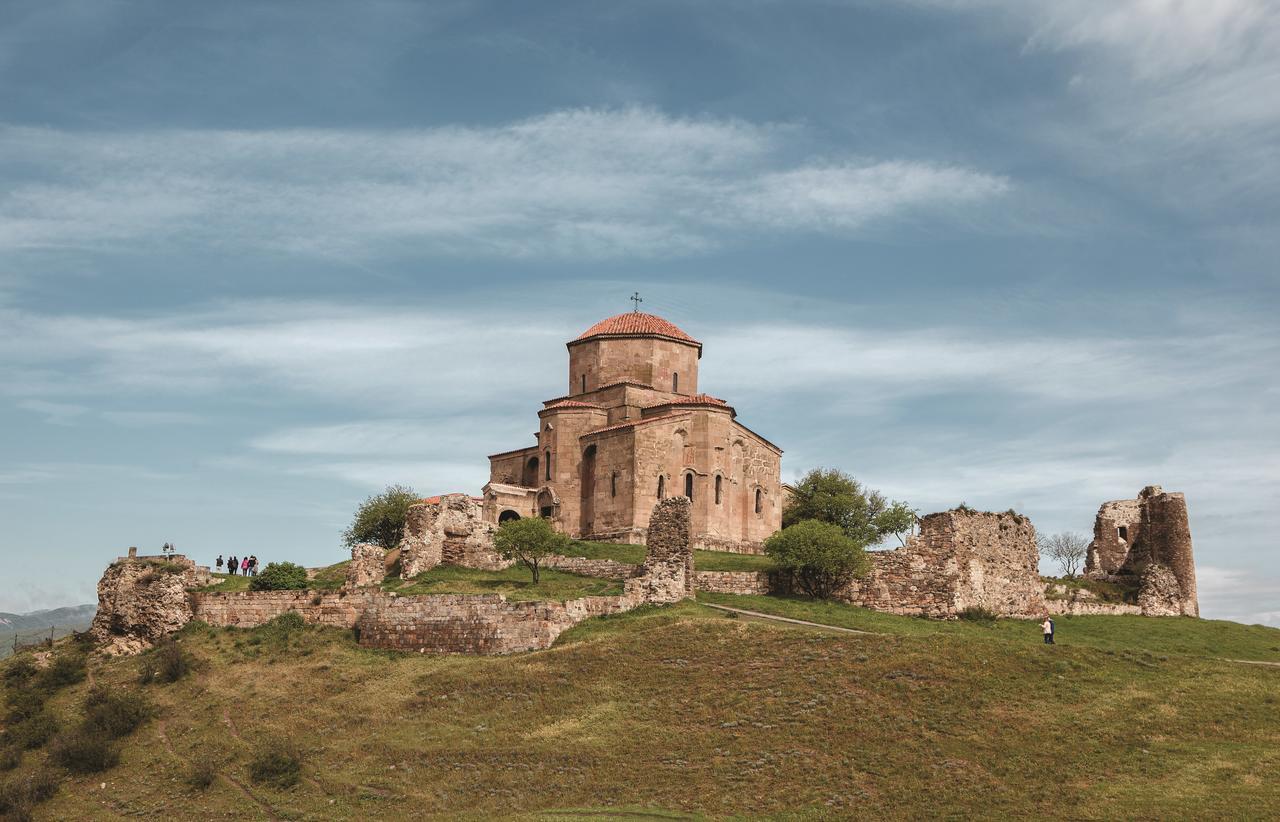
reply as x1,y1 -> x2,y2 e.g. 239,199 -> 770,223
1041,616 -> 1055,644
228,555 -> 237,576
241,556 -> 250,576
249,555 -> 259,576
216,555 -> 224,574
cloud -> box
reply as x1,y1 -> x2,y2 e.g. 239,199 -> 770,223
0,109 -> 1009,260
1196,565 -> 1280,627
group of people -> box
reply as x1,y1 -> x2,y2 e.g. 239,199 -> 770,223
216,554 -> 259,577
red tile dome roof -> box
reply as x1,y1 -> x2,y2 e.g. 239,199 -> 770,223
573,312 -> 699,346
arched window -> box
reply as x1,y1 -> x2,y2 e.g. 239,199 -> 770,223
657,475 -> 665,499
754,488 -> 763,514
581,374 -> 586,394
673,372 -> 679,392
610,472 -> 617,498
545,450 -> 552,481
498,510 -> 521,524
684,472 -> 694,500
714,475 -> 722,505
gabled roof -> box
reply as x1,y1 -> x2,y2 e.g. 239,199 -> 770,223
571,312 -> 700,347
582,411 -> 693,438
542,399 -> 605,411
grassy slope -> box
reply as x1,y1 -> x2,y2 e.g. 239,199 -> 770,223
3,598 -> 1276,821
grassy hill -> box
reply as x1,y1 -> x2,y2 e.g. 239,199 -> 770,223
2,581 -> 1277,819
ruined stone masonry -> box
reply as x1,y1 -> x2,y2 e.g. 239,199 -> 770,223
840,509 -> 1046,619
399,494 -> 507,578
91,499 -> 697,656
1085,486 -> 1198,617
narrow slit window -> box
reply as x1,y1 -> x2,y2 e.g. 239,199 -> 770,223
581,374 -> 586,394
754,488 -> 763,514
673,372 -> 679,392
610,472 -> 617,498
545,450 -> 552,481
684,472 -> 694,500
657,475 -> 665,499
715,475 -> 722,504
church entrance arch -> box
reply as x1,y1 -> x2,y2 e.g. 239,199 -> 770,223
523,456 -> 539,487
498,509 -> 521,524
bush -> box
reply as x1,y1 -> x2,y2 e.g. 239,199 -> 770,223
186,758 -> 217,790
9,711 -> 59,750
2,660 -> 37,688
958,606 -> 998,626
248,738 -> 302,788
343,484 -> 420,549
139,638 -> 193,685
249,562 -> 309,592
82,690 -> 151,739
48,730 -> 119,774
0,769 -> 58,818
765,519 -> 869,600
36,653 -> 86,691
0,748 -> 20,772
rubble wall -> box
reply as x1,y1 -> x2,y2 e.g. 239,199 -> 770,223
399,494 -> 508,577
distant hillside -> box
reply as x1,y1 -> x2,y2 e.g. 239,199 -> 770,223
0,603 -> 95,659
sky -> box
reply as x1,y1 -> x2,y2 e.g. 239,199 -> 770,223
0,0 -> 1276,624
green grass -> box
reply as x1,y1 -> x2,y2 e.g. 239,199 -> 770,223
382,565 -> 623,601
560,540 -> 774,572
6,590 -> 1278,820
1043,575 -> 1138,604
200,560 -> 350,593
698,592 -> 1280,662
198,573 -> 251,592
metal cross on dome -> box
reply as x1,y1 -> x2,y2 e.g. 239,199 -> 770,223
630,291 -> 643,312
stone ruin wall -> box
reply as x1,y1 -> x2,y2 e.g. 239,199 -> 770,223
695,570 -> 772,596
399,494 -> 509,577
92,499 -> 697,657
839,509 -> 1047,618
1085,486 -> 1198,617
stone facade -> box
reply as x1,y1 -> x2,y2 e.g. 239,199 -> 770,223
1085,486 -> 1198,616
90,554 -> 209,654
399,494 -> 508,578
484,312 -> 783,554
346,543 -> 387,588
840,509 -> 1047,618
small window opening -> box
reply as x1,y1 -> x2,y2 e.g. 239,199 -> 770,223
540,506 -> 553,518
684,472 -> 694,500
610,472 -> 617,498
754,488 -> 763,514
715,475 -> 722,504
1118,526 -> 1128,541
657,475 -> 665,499
581,374 -> 586,394
673,372 -> 679,392
545,450 -> 552,481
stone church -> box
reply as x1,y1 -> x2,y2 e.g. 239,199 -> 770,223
484,311 -> 783,553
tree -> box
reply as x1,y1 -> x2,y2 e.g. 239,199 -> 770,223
783,468 -> 911,547
494,517 -> 569,583
765,519 -> 870,599
342,484 -> 419,549
1039,532 -> 1089,578
875,501 -> 918,547
249,562 -> 309,591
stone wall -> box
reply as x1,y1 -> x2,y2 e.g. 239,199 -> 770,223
91,554 -> 207,655
840,509 -> 1046,618
622,497 -> 695,604
346,543 -> 386,588
399,494 -> 508,578
1046,599 -> 1142,616
695,570 -> 771,596
193,590 -> 377,629
1085,486 -> 1198,617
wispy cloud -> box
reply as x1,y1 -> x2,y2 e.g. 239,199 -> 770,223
0,109 -> 1009,260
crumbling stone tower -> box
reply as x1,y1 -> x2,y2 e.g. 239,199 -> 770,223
1085,486 -> 1198,616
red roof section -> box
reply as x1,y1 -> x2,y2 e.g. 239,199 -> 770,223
583,411 -> 693,437
542,399 -> 605,411
573,312 -> 699,345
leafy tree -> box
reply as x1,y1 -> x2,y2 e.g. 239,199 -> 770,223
249,562 -> 309,592
494,517 -> 569,583
343,484 -> 420,549
783,468 -> 912,546
765,519 -> 870,599
1039,532 -> 1089,578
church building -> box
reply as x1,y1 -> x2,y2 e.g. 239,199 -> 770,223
483,310 -> 783,553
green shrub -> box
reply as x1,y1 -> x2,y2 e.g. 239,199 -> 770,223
250,562 -> 309,592
1,660 -> 37,688
48,730 -> 119,774
9,711 -> 59,750
5,688 -> 48,722
186,758 -> 217,790
248,738 -> 302,788
343,484 -> 419,549
138,638 -> 193,685
0,769 -> 58,818
82,690 -> 151,740
0,748 -> 20,772
958,606 -> 998,626
764,519 -> 870,600
36,653 -> 86,691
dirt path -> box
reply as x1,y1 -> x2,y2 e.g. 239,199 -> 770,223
703,603 -> 878,635
1222,658 -> 1280,668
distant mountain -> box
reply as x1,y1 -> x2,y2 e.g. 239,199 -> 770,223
0,604 -> 96,659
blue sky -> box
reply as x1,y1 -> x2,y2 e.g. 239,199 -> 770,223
1,0 -> 1276,624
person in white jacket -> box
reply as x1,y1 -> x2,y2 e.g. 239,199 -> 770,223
1041,616 -> 1055,644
